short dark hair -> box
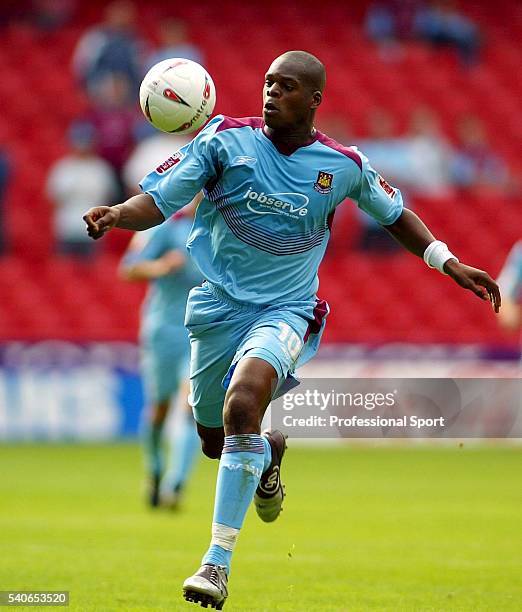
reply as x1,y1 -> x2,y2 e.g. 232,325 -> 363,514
276,50 -> 326,92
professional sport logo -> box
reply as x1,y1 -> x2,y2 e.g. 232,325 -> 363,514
244,187 -> 309,218
155,151 -> 185,174
314,171 -> 333,194
378,175 -> 397,199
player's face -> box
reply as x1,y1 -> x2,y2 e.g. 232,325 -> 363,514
263,60 -> 317,130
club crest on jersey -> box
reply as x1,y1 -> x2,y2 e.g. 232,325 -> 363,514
155,151 -> 185,174
378,175 -> 397,199
314,171 -> 333,194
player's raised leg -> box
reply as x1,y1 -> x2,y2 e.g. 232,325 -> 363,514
183,357 -> 284,609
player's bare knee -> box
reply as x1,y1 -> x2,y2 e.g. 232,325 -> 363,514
223,382 -> 265,433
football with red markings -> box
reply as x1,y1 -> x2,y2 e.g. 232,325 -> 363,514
139,58 -> 216,134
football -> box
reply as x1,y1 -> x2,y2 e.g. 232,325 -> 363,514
139,58 -> 216,135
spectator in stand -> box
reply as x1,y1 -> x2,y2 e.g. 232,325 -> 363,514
353,110 -> 408,251
146,18 -> 204,70
72,0 -> 145,97
0,134 -> 11,255
365,2 -> 396,41
406,106 -> 453,197
365,0 -> 420,60
86,72 -> 141,199
31,0 -> 76,31
365,1 -> 481,67
123,123 -> 190,197
46,122 -> 118,257
0,0 -> 76,28
358,109 -> 412,187
356,107 -> 452,250
359,107 -> 452,197
354,110 -> 407,251
414,0 -> 481,66
451,115 -> 511,197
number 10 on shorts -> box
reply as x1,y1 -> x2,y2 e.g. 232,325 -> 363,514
277,322 -> 303,362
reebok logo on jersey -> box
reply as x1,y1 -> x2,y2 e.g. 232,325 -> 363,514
155,151 -> 185,174
245,187 -> 309,218
233,155 -> 257,166
314,170 -> 333,194
378,175 -> 397,199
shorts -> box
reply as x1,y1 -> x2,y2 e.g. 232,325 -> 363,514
185,281 -> 328,428
140,321 -> 190,404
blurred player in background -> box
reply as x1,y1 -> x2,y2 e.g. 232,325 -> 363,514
46,121 -> 118,257
120,201 -> 202,508
497,240 -> 522,332
84,50 -> 501,609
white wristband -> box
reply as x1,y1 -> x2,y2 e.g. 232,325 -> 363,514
423,240 -> 458,274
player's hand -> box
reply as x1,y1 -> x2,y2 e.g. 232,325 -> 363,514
83,206 -> 121,240
444,260 -> 501,313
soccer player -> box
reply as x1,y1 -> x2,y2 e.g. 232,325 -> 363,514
83,50 -> 501,609
120,204 -> 202,508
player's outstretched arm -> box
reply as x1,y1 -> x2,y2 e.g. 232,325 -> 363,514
83,193 -> 164,240
385,208 -> 501,313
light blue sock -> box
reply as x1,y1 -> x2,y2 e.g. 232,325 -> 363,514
202,434 -> 266,574
162,412 -> 200,492
143,422 -> 163,477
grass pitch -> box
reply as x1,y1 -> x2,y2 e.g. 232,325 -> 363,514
0,443 -> 520,611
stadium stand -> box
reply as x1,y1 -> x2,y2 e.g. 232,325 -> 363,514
0,0 -> 519,346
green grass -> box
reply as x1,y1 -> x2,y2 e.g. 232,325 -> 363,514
0,444 -> 520,611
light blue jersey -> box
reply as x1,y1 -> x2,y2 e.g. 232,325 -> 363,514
140,115 -> 403,306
